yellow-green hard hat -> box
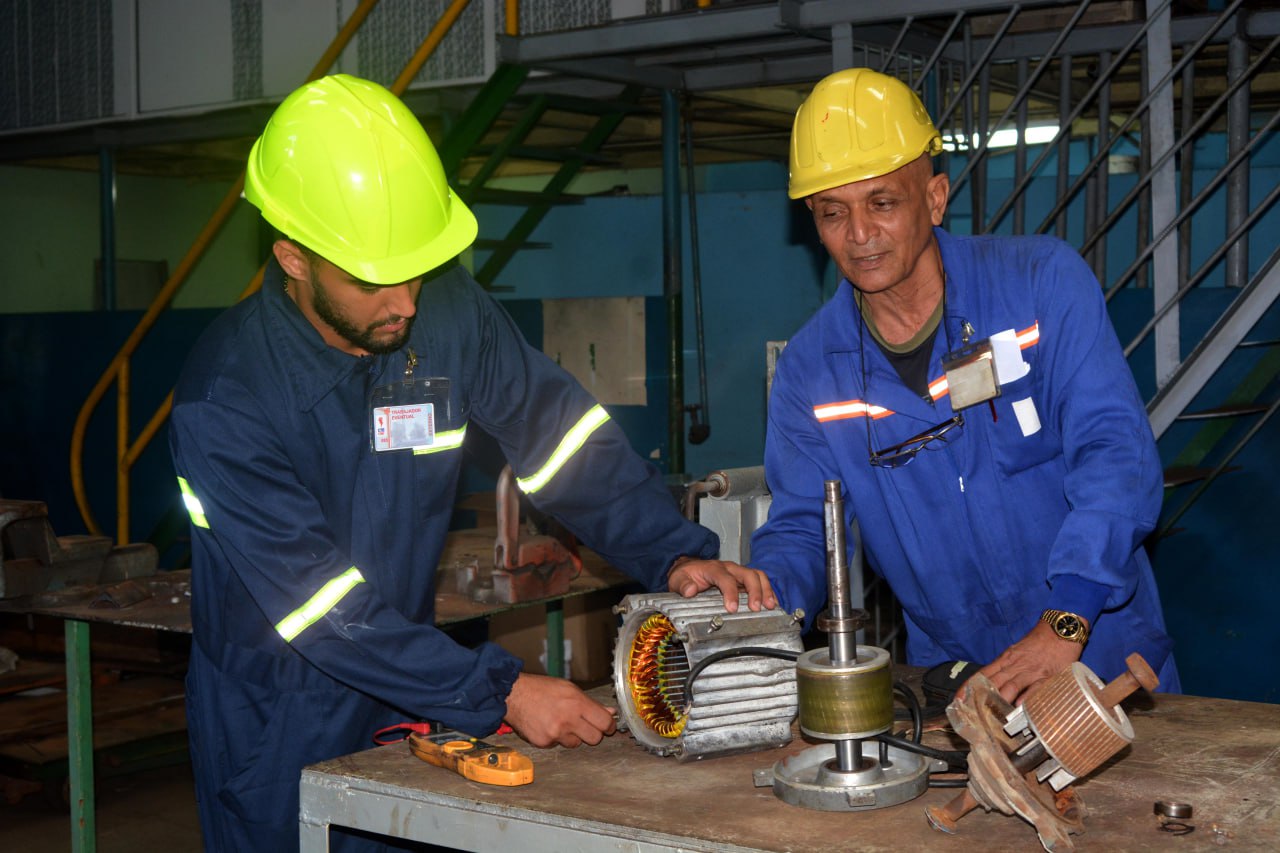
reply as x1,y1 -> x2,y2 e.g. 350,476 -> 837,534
788,67 -> 943,200
244,74 -> 477,284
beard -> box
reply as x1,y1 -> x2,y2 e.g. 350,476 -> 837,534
309,277 -> 415,355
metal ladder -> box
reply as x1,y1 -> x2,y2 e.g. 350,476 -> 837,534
436,63 -> 644,289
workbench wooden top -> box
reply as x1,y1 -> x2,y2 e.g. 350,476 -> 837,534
303,690 -> 1280,852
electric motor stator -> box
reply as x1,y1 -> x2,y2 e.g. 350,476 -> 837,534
612,590 -> 804,760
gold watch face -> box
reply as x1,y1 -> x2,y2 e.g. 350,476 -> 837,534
1054,613 -> 1084,640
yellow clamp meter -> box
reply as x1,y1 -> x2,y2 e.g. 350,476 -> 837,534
407,725 -> 534,786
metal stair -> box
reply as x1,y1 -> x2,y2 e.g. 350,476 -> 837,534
436,63 -> 644,291
903,0 -> 1280,528
1147,259 -> 1280,440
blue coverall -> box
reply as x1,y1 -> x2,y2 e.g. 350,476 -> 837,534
752,228 -> 1179,690
169,259 -> 716,851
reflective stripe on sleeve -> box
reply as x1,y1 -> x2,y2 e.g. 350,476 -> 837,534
812,400 -> 895,423
275,567 -> 366,642
176,477 -> 209,529
516,404 -> 611,493
412,425 -> 467,456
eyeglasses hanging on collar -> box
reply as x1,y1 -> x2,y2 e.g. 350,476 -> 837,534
867,412 -> 964,468
860,289 -> 966,469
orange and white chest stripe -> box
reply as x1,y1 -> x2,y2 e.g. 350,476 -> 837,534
812,321 -> 1041,423
812,399 -> 895,423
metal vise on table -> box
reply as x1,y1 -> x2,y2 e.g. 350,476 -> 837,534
449,466 -> 582,605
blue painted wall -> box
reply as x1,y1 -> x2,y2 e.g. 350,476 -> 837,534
2,142 -> 1277,702
480,161 -> 829,478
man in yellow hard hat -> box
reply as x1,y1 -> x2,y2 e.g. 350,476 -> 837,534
750,68 -> 1179,706
169,74 -> 772,852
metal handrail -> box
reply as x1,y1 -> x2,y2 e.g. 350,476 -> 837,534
979,0 -> 1174,235
69,0 -> 482,541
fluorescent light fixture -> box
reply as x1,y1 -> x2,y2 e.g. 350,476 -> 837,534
942,123 -> 1061,151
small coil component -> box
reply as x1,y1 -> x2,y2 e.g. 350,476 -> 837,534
613,590 -> 803,760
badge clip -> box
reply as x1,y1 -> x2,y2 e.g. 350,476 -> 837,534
369,348 -> 454,453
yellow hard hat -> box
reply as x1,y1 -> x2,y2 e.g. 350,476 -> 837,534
788,68 -> 943,200
244,74 -> 477,285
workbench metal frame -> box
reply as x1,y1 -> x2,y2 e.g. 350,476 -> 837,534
299,772 -> 760,853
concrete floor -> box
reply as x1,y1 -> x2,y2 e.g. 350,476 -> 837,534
0,761 -> 203,852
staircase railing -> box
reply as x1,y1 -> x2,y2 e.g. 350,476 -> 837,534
862,0 -> 1280,513
69,0 -> 481,542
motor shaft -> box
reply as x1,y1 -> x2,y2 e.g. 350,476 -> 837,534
821,480 -> 858,665
822,480 -> 867,773
1097,653 -> 1159,708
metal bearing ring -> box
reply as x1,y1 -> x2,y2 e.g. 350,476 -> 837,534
1154,800 -> 1194,820
1158,821 -> 1195,836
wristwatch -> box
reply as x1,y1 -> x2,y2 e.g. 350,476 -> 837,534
1040,609 -> 1090,644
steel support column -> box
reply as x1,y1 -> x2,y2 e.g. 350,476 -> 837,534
545,601 -> 564,679
1091,50 -> 1112,281
1056,54 -> 1072,241
1146,0 -> 1181,387
662,89 -> 685,476
832,21 -> 854,70
67,620 -> 95,852
98,147 -> 116,311
1227,26 -> 1251,289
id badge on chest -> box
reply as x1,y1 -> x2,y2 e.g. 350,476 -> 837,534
942,339 -> 1000,411
942,324 -> 1033,411
369,348 -> 452,453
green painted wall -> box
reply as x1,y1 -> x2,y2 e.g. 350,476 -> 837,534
0,164 -> 262,313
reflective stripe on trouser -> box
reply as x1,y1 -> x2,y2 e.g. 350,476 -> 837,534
275,567 -> 366,642
516,404 -> 610,494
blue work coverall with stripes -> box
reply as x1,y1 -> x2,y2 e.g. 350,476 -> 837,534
752,228 -> 1179,691
169,259 -> 716,852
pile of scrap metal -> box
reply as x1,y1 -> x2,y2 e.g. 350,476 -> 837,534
0,500 -> 157,599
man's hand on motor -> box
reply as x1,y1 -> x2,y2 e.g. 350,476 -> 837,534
977,621 -> 1084,704
667,557 -> 778,613
503,672 -> 617,749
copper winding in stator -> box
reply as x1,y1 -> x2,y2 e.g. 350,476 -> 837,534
627,613 -> 690,738
613,590 -> 803,759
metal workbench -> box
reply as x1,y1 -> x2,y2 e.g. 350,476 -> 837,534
299,687 -> 1280,852
1,528 -> 630,853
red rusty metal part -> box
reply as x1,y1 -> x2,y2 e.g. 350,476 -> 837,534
490,465 -> 582,605
926,673 -> 1085,852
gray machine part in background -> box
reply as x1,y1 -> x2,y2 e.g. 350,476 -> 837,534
695,466 -> 865,631
696,466 -> 771,565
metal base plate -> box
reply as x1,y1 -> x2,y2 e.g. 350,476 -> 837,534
772,742 -> 931,811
